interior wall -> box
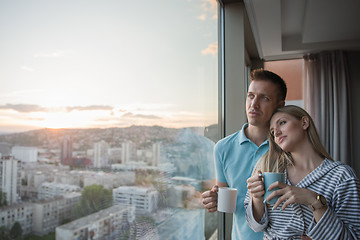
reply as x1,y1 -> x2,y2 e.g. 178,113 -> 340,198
347,51 -> 360,178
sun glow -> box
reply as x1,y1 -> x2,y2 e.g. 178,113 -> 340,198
28,110 -> 110,129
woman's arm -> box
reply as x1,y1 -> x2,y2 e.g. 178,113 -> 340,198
247,171 -> 266,221
244,171 -> 268,232
266,177 -> 360,239
307,178 -> 360,240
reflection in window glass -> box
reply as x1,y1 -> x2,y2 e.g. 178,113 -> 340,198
0,0 -> 219,239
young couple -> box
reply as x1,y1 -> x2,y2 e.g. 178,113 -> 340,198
202,69 -> 360,239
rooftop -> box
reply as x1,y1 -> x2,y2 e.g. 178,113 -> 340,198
56,205 -> 132,231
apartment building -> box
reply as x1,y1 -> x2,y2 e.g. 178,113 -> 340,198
0,155 -> 21,205
93,140 -> 110,168
11,146 -> 38,163
0,202 -> 34,235
38,182 -> 80,200
113,186 -> 159,213
32,192 -> 81,236
56,204 -> 135,240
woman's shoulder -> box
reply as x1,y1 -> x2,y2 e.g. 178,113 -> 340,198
324,159 -> 358,182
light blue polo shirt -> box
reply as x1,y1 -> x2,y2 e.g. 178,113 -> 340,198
214,123 -> 268,240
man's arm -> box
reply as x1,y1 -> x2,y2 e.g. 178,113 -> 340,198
202,181 -> 228,212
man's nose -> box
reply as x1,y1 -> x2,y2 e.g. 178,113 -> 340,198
251,96 -> 260,108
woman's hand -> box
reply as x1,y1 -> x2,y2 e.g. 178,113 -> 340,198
266,181 -> 318,210
247,171 -> 265,201
247,171 -> 266,222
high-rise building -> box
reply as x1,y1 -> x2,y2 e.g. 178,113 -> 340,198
108,147 -> 122,164
121,142 -> 133,164
60,136 -> 73,166
152,142 -> 161,166
0,155 -> 21,205
12,146 -> 38,163
0,143 -> 11,156
93,140 -> 109,168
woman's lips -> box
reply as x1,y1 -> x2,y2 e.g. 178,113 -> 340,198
277,136 -> 285,144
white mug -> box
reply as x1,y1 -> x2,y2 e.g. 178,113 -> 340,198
217,187 -> 237,213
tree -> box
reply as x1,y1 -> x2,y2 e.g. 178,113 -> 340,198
79,179 -> 84,188
0,192 -> 7,207
10,221 -> 22,239
74,184 -> 113,218
0,226 -> 10,240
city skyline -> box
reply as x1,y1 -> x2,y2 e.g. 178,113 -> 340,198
0,0 -> 218,133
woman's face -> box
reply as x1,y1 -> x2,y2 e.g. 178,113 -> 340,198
269,112 -> 308,152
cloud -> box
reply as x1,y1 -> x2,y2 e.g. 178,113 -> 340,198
201,42 -> 218,56
66,105 -> 113,112
33,50 -> 70,58
0,104 -> 46,113
122,112 -> 161,119
197,14 -> 206,21
24,117 -> 46,121
199,0 -> 217,20
20,66 -> 34,72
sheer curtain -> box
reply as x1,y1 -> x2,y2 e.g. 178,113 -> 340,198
303,51 -> 353,166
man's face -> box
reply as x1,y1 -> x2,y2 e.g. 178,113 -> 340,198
246,80 -> 284,128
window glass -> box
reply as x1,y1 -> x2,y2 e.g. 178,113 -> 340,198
0,0 -> 219,239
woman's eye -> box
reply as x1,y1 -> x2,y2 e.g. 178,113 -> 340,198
279,121 -> 286,125
270,130 -> 274,135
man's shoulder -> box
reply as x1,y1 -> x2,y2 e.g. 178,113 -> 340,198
215,131 -> 241,151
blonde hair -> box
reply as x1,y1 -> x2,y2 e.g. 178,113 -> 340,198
253,105 -> 333,174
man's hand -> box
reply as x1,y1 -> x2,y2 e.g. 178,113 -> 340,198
201,185 -> 218,212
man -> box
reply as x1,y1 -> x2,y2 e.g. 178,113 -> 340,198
202,69 -> 287,239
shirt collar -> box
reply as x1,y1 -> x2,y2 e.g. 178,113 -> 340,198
238,123 -> 251,145
238,123 -> 269,146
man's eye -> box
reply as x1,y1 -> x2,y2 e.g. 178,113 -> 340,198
279,121 -> 286,125
263,96 -> 269,101
248,94 -> 254,99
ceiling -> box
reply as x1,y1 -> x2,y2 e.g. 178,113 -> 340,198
243,0 -> 360,60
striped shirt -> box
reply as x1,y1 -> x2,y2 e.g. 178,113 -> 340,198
244,159 -> 360,240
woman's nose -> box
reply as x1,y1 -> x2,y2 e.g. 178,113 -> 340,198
274,128 -> 281,137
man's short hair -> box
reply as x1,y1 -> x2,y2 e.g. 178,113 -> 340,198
249,69 -> 287,101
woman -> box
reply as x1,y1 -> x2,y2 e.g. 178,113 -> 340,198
244,105 -> 360,239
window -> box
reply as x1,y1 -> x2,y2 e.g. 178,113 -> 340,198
0,0 -> 219,239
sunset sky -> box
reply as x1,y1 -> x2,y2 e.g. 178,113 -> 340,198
0,0 -> 218,133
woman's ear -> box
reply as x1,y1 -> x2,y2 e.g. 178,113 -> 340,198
301,116 -> 309,130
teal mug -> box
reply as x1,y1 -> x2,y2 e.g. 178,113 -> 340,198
263,172 -> 285,205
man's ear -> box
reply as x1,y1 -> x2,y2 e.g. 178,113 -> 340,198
278,100 -> 285,107
301,116 -> 309,130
